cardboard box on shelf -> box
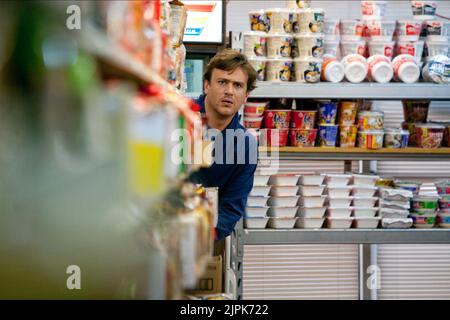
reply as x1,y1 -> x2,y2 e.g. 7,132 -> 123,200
190,255 -> 223,295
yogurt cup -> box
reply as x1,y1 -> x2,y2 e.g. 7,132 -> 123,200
340,19 -> 364,40
412,196 -> 439,210
367,55 -> 394,83
396,40 -> 425,64
411,1 -> 437,21
266,58 -> 293,82
338,101 -> 358,125
342,54 -> 368,83
436,180 -> 450,195
324,39 -> 341,58
248,57 -> 267,81
263,109 -> 292,129
422,55 -> 450,84
339,125 -> 358,148
384,128 -> 410,148
266,33 -> 293,58
366,19 -> 396,41
361,1 -> 388,20
293,57 -> 322,83
391,54 -> 420,83
265,8 -> 293,34
318,124 -> 339,147
293,34 -> 325,58
297,8 -> 325,34
259,129 -> 289,147
357,130 -> 385,149
425,39 -> 450,58
395,20 -> 423,41
289,129 -> 317,147
287,0 -> 311,9
243,31 -> 267,58
368,40 -> 395,60
249,10 -> 268,32
318,100 -> 338,124
324,19 -> 341,36
290,110 -> 317,129
341,40 -> 367,57
357,111 -> 385,130
321,55 -> 345,83
415,123 -> 445,148
425,20 -> 450,40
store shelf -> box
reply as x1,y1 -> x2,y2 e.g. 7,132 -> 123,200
244,229 -> 450,244
250,82 -> 450,100
258,147 -> 450,161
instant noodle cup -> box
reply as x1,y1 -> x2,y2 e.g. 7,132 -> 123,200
402,100 -> 430,123
342,54 -> 368,83
324,19 -> 341,37
357,111 -> 384,130
357,130 -> 385,149
339,125 -> 358,148
289,129 -> 317,147
425,20 -> 450,40
259,129 -> 289,147
318,100 -> 338,124
396,40 -> 424,64
248,57 -> 267,82
244,101 -> 268,117
293,57 -> 322,83
338,101 -> 358,125
436,180 -> 450,195
266,58 -> 293,82
415,123 -> 445,148
411,1 -> 437,21
287,0 -> 311,9
402,121 -> 419,146
297,8 -> 325,34
391,54 -> 420,83
368,40 -> 395,59
243,31 -> 267,58
425,39 -> 450,58
443,123 -> 450,147
321,55 -> 345,83
396,20 -> 422,41
266,8 -> 293,34
249,10 -> 268,32
367,55 -> 394,83
367,20 -> 396,41
324,39 -> 341,57
263,110 -> 292,129
266,33 -> 293,58
361,1 -> 388,20
318,124 -> 339,147
422,55 -> 450,84
340,39 -> 367,57
290,110 -> 317,129
340,20 -> 364,41
244,117 -> 263,129
293,34 -> 325,58
384,128 -> 410,148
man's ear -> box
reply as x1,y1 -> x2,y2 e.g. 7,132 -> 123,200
204,80 -> 210,95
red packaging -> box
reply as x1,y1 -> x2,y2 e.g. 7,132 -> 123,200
260,129 -> 289,147
290,111 -> 317,129
263,110 -> 292,129
415,124 -> 445,149
289,129 -> 317,147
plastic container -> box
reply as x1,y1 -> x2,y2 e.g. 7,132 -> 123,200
342,54 -> 368,83
327,207 -> 353,218
297,8 -> 325,34
357,111 -> 385,130
384,128 -> 410,148
354,207 -> 379,218
293,34 -> 325,58
318,124 -> 338,147
401,122 -> 419,146
396,40 -> 424,63
268,217 -> 297,229
438,211 -> 450,228
249,10 -> 268,32
289,129 -> 317,147
361,1 -> 388,20
352,186 -> 378,197
367,55 -> 394,83
324,40 -> 341,58
341,40 -> 367,57
422,55 -> 450,84
395,181 -> 421,195
321,55 -> 345,83
243,31 -> 267,58
411,1 -> 437,21
253,175 -> 270,186
412,213 -> 436,228
340,20 -> 364,40
402,100 -> 430,123
265,8 -> 293,34
299,175 -> 325,186
268,196 -> 300,207
339,125 -> 358,148
357,130 -> 385,149
244,117 -> 263,129
395,20 -> 423,41
266,33 -> 293,58
444,123 -> 450,147
367,20 -> 395,41
324,19 -> 341,36
327,186 -> 353,197
392,54 -> 420,83
298,207 -> 327,218
265,58 -> 293,82
246,206 -> 269,218
291,110 -> 317,129
381,218 -> 413,229
270,186 -> 299,197
268,206 -> 299,218
318,101 -> 338,124
298,196 -> 327,207
326,217 -> 354,229
415,123 -> 445,148
436,180 -> 450,195
293,57 -> 322,83
295,218 -> 325,229
425,39 -> 450,57
248,57 -> 267,81
287,0 -> 311,9
353,174 -> 380,186
244,217 -> 269,229
354,217 -> 381,228
368,40 -> 395,60
424,20 -> 450,40
353,196 -> 378,207
325,174 -> 352,186
259,129 -> 290,147
299,185 -> 326,196
338,101 -> 358,126
328,196 -> 353,207
412,196 -> 439,211
263,109 -> 292,129
247,196 -> 269,207
269,174 -> 300,186
250,186 -> 271,197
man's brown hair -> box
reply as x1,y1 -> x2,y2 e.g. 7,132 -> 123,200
203,49 -> 257,92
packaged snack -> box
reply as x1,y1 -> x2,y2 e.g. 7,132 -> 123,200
248,57 -> 267,81
338,101 -> 358,125
266,8 -> 293,34
357,111 -> 384,130
415,123 -> 445,148
384,128 -> 409,148
289,129 -> 317,147
293,34 -> 324,58
357,130 -> 385,149
339,125 -> 358,148
297,8 -> 325,34
249,10 -> 268,32
290,110 -> 317,129
293,57 -> 322,83
318,100 -> 338,124
318,124 -> 338,147
243,31 -> 267,58
266,58 -> 293,82
402,100 -> 430,123
266,33 -> 293,58
263,110 -> 292,129
422,55 -> 450,84
401,121 -> 419,146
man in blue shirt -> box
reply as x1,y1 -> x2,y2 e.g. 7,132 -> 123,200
189,49 -> 258,240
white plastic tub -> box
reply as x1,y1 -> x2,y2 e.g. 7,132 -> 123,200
246,206 -> 269,218
352,186 -> 378,197
298,207 -> 327,218
327,186 -> 353,197
326,217 -> 354,229
324,174 -> 352,186
268,196 -> 300,207
299,175 -> 325,186
296,218 -> 325,229
268,206 -> 299,218
269,174 -> 300,186
270,186 -> 299,197
353,196 -> 378,207
327,207 -> 354,218
250,186 -> 271,197
268,217 -> 297,229
244,218 -> 269,229
354,217 -> 381,228
253,175 -> 271,186
426,39 -> 450,58
381,218 -> 413,229
299,185 -> 326,196
353,207 -> 379,218
299,196 -> 327,207
352,174 -> 380,186
247,196 -> 269,207
328,196 -> 353,207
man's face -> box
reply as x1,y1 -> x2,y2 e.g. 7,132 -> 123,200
204,68 -> 249,118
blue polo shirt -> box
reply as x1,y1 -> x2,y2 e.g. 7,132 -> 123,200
189,95 -> 258,240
